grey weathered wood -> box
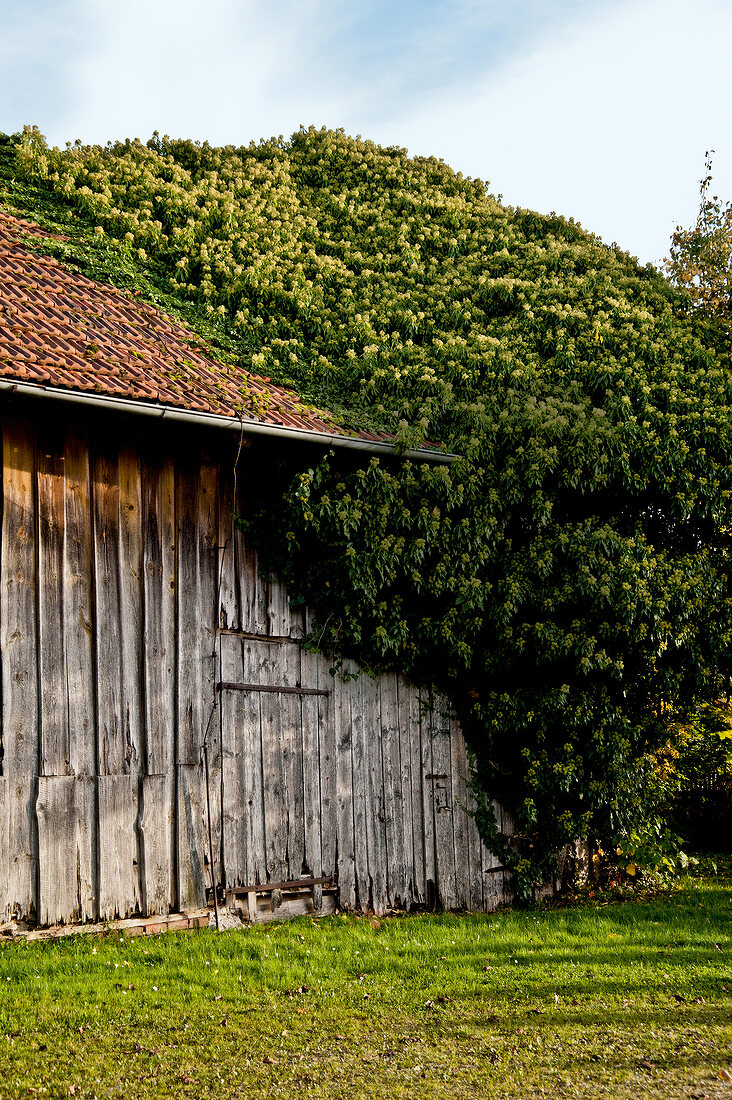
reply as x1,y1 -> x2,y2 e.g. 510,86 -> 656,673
0,409 -> 515,928
36,776 -> 77,924
451,719 -> 484,912
141,452 -> 176,776
177,763 -> 207,910
300,660 -> 323,883
98,774 -> 140,920
259,642 -> 295,882
1,416 -> 39,919
315,655 -> 337,880
448,705 -> 470,910
0,778 -> 8,922
198,462 -> 219,763
350,673 -> 370,909
396,677 -> 417,909
75,774 -> 96,922
378,673 -> 404,908
430,699 -> 458,910
363,675 -> 387,913
408,688 -> 428,906
140,774 -> 172,916
220,635 -> 248,890
267,574 -> 292,638
63,431 -> 95,780
176,464 -> 203,767
117,445 -> 143,774
93,447 -> 127,775
235,525 -> 268,634
334,661 -> 356,910
419,691 -> 437,908
37,429 -> 69,775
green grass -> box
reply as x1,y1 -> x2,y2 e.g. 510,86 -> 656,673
0,869 -> 730,1100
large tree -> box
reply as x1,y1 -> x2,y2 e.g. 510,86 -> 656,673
5,126 -> 732,888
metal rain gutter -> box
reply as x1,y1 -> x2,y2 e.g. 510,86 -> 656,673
0,379 -> 458,464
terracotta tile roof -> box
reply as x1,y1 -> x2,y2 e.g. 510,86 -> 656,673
0,208 -> 393,443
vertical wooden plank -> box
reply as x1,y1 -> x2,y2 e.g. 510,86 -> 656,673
396,677 -> 417,909
36,776 -> 77,925
315,653 -> 337,880
142,451 -> 176,777
220,635 -> 248,890
448,708 -> 470,911
0,779 -> 8,922
1,415 -> 39,919
363,675 -> 387,914
350,673 -> 370,910
6,779 -> 36,922
217,462 -> 236,633
429,697 -> 458,910
419,690 -> 437,908
409,687 -> 429,907
93,446 -> 126,775
235,526 -> 268,634
98,774 -> 139,920
177,763 -> 206,910
37,427 -> 69,775
63,429 -> 95,780
334,663 -> 356,910
452,725 -> 485,913
140,774 -> 172,916
267,575 -> 291,637
176,462 -> 202,767
380,672 -> 407,908
140,448 -> 176,916
117,445 -> 143,775
75,774 -> 96,922
300,643 -> 324,884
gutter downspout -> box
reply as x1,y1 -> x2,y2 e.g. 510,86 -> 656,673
0,380 -> 458,465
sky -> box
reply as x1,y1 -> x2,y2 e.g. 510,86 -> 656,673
1,0 -> 731,266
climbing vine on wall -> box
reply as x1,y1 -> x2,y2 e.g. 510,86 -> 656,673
5,125 -> 732,891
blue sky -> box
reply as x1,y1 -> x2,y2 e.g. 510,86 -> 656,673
2,0 -> 731,265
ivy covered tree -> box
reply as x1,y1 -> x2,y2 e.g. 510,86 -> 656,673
5,125 -> 732,890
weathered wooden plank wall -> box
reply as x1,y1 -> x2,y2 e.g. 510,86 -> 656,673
0,402 -> 510,926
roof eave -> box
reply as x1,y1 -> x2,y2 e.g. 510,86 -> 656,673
0,379 -> 458,464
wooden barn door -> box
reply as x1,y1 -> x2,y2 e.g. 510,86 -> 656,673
218,632 -> 332,896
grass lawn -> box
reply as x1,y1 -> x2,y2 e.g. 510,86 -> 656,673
0,866 -> 730,1100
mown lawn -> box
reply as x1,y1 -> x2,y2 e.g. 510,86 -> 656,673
0,867 -> 730,1100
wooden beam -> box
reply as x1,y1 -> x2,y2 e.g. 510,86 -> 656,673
217,681 -> 329,697
228,875 -> 336,896
218,629 -> 304,644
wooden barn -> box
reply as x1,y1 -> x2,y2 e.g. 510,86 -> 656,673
0,209 -> 510,932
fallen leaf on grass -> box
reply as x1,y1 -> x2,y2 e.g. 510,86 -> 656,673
180,1074 -> 196,1084
639,1059 -> 654,1071
296,1008 -> 308,1015
718,1069 -> 732,1082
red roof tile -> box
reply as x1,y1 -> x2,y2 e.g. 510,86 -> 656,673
0,208 -> 390,441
